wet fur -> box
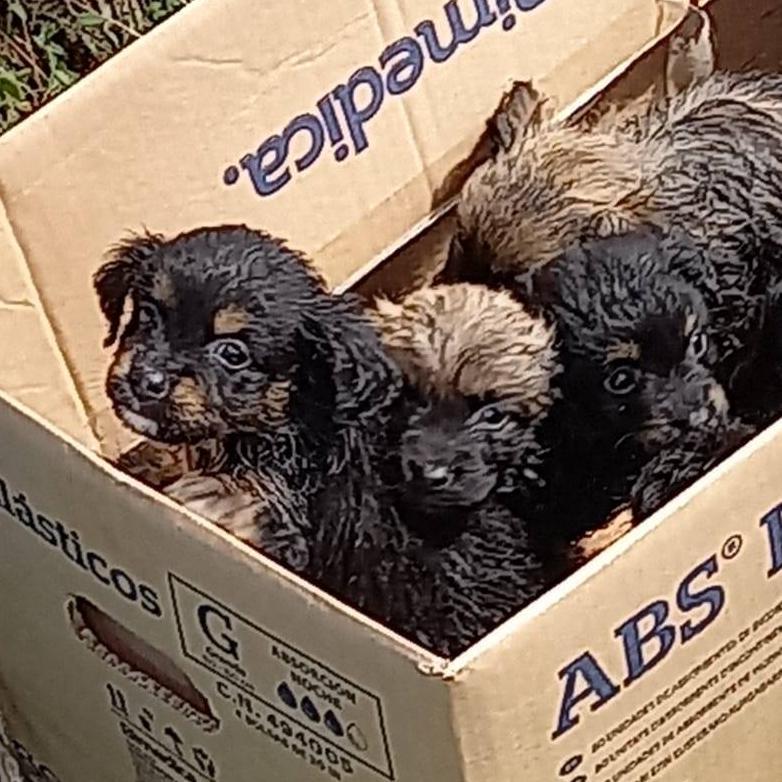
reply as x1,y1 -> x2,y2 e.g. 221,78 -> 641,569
372,283 -> 560,512
96,229 -> 548,657
538,228 -> 748,534
94,224 -> 406,586
436,12 -> 782,417
370,283 -> 554,653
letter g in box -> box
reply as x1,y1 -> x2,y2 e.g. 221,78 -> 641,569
167,574 -> 395,780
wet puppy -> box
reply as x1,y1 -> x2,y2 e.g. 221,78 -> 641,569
94,225 -> 404,585
373,283 -> 560,522
536,227 -> 753,530
370,283 -> 553,654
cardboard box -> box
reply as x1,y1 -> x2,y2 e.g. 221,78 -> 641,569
2,0 -> 782,780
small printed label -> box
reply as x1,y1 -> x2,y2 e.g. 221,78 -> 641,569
107,682 -> 219,782
168,573 -> 394,780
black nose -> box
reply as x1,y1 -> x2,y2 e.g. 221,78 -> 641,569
138,369 -> 169,400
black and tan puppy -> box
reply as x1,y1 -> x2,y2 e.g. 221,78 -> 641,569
94,225 -> 404,582
372,283 -> 559,519
536,227 -> 753,530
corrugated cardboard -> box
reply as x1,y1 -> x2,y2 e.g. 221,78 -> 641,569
3,0 -> 782,780
0,0 -> 683,454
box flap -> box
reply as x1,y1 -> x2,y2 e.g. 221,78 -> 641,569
0,0 -> 686,452
0,387 -> 465,782
0,197 -> 95,448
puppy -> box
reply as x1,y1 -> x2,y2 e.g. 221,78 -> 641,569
437,7 -> 781,413
536,227 -> 753,532
372,283 -> 559,520
94,225 -> 403,579
369,283 -> 553,654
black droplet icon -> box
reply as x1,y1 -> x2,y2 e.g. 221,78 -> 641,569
276,682 -> 297,709
223,165 -> 240,186
559,756 -> 583,776
324,710 -> 344,737
301,696 -> 321,723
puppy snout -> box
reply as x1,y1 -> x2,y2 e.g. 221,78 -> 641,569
138,369 -> 170,401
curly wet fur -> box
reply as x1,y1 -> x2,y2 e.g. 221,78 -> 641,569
96,230 -> 547,657
438,66 -> 782,415
94,225 -> 405,583
630,418 -> 753,519
373,284 -> 559,415
383,500 -> 545,657
369,283 -> 552,653
540,228 -> 748,532
444,67 -> 782,281
372,284 -> 560,512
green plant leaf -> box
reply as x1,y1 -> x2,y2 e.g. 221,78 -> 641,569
78,12 -> 106,28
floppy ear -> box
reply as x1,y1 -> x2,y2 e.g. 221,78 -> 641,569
665,5 -> 715,98
291,315 -> 338,445
488,80 -> 545,154
93,233 -> 161,347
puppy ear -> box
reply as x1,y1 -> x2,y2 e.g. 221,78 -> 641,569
291,316 -> 338,444
93,233 -> 161,347
665,5 -> 715,98
488,80 -> 544,154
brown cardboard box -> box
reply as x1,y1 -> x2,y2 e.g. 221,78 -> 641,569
2,1 -> 782,781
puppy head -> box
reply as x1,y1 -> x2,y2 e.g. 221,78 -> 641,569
542,228 -> 729,454
373,284 -> 559,510
94,225 -> 331,443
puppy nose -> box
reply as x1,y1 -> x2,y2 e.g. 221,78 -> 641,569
139,369 -> 169,400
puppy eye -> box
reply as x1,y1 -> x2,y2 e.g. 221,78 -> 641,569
604,365 -> 639,396
137,302 -> 161,328
690,330 -> 709,359
211,339 -> 251,371
475,405 -> 509,427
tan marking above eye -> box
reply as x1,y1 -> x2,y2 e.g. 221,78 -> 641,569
213,305 -> 251,335
605,341 -> 641,363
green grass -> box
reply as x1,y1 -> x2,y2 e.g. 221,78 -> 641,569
0,0 -> 192,134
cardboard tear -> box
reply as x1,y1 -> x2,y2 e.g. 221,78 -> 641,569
66,596 -> 220,734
